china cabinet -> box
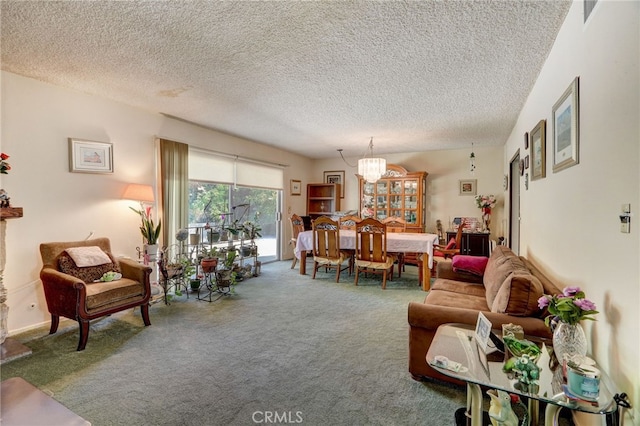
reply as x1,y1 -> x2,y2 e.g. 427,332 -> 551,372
358,164 -> 427,233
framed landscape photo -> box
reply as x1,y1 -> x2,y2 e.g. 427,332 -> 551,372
459,179 -> 477,196
290,179 -> 301,196
68,138 -> 113,173
530,119 -> 546,180
324,170 -> 345,198
552,77 -> 580,172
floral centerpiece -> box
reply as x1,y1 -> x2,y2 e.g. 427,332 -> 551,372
0,153 -> 10,174
475,194 -> 497,231
130,206 -> 161,245
537,286 -> 598,363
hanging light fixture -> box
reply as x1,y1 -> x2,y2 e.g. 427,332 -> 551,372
358,137 -> 387,183
469,143 -> 476,174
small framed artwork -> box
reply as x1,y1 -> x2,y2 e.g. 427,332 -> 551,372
459,179 -> 477,196
290,179 -> 301,196
323,170 -> 345,198
524,131 -> 529,149
68,138 -> 113,173
553,77 -> 580,172
525,155 -> 530,169
530,119 -> 546,180
474,312 -> 492,353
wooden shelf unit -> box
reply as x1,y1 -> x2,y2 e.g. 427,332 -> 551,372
358,164 -> 427,233
306,183 -> 341,219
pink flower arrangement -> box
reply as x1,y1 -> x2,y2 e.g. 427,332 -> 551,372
537,286 -> 598,326
475,194 -> 497,209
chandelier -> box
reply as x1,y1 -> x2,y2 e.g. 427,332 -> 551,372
358,138 -> 387,183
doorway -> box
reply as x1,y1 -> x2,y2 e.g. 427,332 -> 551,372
509,153 -> 521,254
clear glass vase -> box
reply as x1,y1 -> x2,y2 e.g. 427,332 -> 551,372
552,322 -> 587,364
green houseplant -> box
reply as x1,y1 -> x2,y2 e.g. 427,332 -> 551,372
130,206 -> 161,245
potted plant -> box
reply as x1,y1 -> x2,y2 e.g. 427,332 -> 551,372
216,249 -> 238,287
130,205 -> 161,260
242,220 -> 262,241
190,273 -> 203,291
200,246 -> 220,273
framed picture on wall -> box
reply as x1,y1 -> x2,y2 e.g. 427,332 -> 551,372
530,119 -> 546,180
459,179 -> 477,196
553,77 -> 580,172
323,170 -> 345,198
68,138 -> 113,173
290,179 -> 301,196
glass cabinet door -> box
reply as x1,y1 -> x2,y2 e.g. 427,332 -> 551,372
390,180 -> 402,194
376,195 -> 388,210
404,180 -> 417,194
363,182 -> 375,196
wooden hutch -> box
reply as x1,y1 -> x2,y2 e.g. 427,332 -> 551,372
306,183 -> 341,220
358,164 -> 427,233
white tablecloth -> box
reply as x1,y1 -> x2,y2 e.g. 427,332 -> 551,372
294,230 -> 439,268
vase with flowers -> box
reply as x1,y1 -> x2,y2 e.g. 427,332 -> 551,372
475,194 -> 497,232
538,286 -> 598,364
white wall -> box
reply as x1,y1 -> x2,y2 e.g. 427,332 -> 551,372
313,145 -> 505,237
504,1 -> 639,423
0,71 -> 312,334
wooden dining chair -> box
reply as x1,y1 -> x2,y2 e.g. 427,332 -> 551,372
432,219 -> 467,274
354,218 -> 395,289
339,215 -> 362,230
289,214 -> 307,269
311,216 -> 352,282
382,216 -> 407,278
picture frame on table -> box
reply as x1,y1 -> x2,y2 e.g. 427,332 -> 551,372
474,312 -> 492,353
323,170 -> 345,198
458,179 -> 477,196
68,138 -> 113,173
552,77 -> 580,173
530,119 -> 546,180
290,179 -> 301,196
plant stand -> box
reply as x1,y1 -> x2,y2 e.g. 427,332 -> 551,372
196,270 -> 233,302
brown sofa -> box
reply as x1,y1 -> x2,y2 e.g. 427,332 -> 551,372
408,246 -> 562,384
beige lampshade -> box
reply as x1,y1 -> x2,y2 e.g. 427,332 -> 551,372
122,183 -> 155,202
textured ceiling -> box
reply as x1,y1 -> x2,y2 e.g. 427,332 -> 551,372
1,1 -> 571,159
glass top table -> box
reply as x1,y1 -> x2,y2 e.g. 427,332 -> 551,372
426,323 -> 620,426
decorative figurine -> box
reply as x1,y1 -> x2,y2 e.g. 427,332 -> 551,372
0,189 -> 10,208
487,389 -> 519,426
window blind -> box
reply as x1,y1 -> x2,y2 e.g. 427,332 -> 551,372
189,148 -> 284,190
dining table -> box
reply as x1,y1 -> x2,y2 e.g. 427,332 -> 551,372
294,229 -> 439,291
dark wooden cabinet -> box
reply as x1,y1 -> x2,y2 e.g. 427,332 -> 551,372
446,231 -> 491,256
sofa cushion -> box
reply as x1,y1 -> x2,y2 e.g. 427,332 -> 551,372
58,251 -> 121,284
483,246 -> 529,308
425,288 -> 490,312
452,255 -> 489,276
431,278 -> 486,298
85,278 -> 144,311
491,271 -> 544,317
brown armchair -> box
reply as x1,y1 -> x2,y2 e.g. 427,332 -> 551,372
39,238 -> 152,351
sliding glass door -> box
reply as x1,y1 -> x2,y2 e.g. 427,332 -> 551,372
188,181 -> 280,263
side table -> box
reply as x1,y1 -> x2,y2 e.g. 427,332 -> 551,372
426,323 -> 620,426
